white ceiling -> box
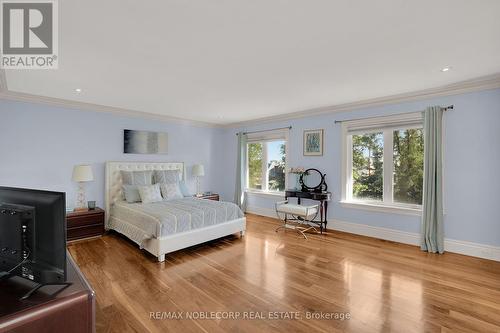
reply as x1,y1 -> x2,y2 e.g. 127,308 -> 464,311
5,0 -> 500,125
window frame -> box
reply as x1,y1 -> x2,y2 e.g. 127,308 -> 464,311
341,113 -> 424,214
245,130 -> 289,195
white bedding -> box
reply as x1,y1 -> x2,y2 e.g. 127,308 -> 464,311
108,197 -> 244,246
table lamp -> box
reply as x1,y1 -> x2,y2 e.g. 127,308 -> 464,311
192,164 -> 205,197
72,164 -> 94,211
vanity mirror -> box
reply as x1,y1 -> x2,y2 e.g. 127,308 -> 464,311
299,168 -> 327,193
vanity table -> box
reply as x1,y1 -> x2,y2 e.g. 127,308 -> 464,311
285,168 -> 332,233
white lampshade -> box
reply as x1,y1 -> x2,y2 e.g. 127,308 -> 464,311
72,165 -> 94,182
192,164 -> 205,177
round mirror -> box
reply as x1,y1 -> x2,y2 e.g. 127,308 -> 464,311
304,170 -> 322,188
300,168 -> 327,192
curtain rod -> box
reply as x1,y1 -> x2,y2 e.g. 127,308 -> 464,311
333,105 -> 454,124
236,126 -> 292,136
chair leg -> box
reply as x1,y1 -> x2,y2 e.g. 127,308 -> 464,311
296,228 -> 308,239
294,221 -> 320,239
275,213 -> 288,233
303,225 -> 318,233
275,224 -> 288,232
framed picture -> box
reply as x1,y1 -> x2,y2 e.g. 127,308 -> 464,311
303,129 -> 323,156
124,129 -> 168,154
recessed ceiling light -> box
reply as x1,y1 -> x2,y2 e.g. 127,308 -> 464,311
440,66 -> 451,72
75,88 -> 82,93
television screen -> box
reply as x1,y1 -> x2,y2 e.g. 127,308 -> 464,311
0,187 -> 66,284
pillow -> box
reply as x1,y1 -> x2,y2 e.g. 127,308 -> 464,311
160,183 -> 183,200
178,180 -> 191,197
154,170 -> 180,184
121,170 -> 153,185
122,185 -> 141,203
137,184 -> 163,204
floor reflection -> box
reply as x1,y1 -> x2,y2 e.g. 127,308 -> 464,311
244,234 -> 286,298
342,259 -> 424,332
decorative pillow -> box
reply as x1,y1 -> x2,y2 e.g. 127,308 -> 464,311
122,184 -> 141,203
121,170 -> 153,185
160,183 -> 183,200
154,170 -> 180,184
137,184 -> 163,204
178,180 -> 191,197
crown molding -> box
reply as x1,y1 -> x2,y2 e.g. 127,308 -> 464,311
223,73 -> 500,128
0,90 -> 219,128
1,73 -> 499,128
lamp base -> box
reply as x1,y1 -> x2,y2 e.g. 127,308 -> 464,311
73,207 -> 89,212
195,177 -> 202,197
76,182 -> 87,210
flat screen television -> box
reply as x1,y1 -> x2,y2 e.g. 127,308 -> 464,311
0,187 -> 66,286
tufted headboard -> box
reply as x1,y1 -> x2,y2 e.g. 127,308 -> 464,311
104,161 -> 185,226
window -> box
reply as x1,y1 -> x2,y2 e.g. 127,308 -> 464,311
352,132 -> 384,202
393,128 -> 424,205
246,130 -> 288,193
342,113 -> 424,210
247,143 -> 264,190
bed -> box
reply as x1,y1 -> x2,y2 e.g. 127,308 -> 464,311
105,161 -> 246,262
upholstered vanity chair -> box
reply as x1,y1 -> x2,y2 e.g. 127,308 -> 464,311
275,200 -> 319,239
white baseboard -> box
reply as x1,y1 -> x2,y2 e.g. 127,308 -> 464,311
329,219 -> 420,246
245,207 -> 500,261
329,219 -> 500,262
443,238 -> 500,262
246,206 -> 276,218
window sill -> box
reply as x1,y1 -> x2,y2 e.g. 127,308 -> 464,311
245,190 -> 285,199
340,201 -> 422,216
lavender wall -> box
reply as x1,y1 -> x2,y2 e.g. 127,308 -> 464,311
218,88 -> 500,247
1,88 -> 499,248
0,100 -> 220,209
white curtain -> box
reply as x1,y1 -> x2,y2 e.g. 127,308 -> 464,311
421,106 -> 444,254
234,132 -> 247,210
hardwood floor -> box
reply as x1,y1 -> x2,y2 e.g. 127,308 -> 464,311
68,214 -> 500,333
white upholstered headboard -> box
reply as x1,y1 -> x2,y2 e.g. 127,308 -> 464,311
104,161 -> 185,225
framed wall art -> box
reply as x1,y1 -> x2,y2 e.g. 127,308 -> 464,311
303,129 -> 323,156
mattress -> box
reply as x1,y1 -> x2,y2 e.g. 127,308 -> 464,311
108,197 -> 244,246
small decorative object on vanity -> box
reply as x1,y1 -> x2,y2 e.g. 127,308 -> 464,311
192,164 -> 205,197
303,129 -> 324,156
72,164 -> 94,211
87,201 -> 96,210
66,207 -> 105,242
289,167 -> 308,190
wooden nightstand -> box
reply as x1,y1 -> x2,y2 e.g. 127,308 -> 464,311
66,208 -> 105,242
196,193 -> 220,201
